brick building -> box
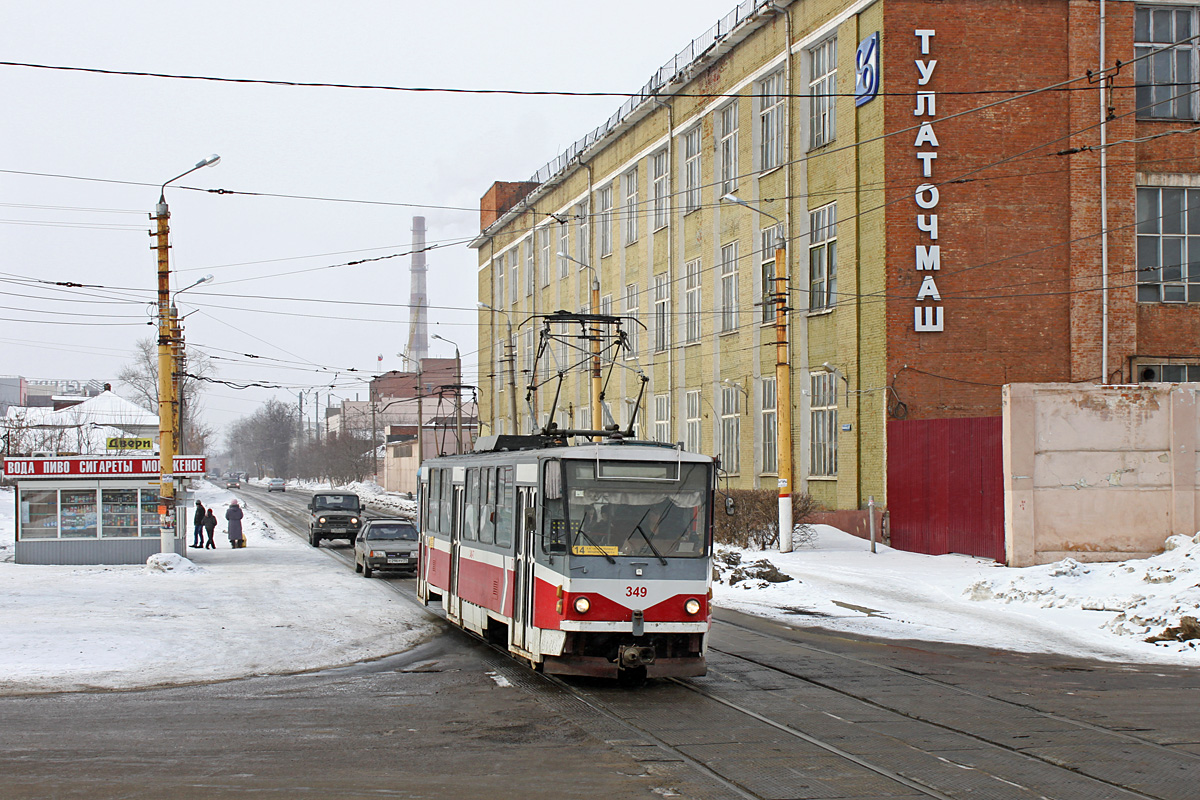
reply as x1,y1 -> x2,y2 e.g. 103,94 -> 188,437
469,0 -> 1200,551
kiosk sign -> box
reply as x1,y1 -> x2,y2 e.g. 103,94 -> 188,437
106,437 -> 153,450
2,456 -> 207,479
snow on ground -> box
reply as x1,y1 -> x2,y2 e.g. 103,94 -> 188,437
713,525 -> 1200,666
2,482 -> 1198,696
0,483 -> 436,694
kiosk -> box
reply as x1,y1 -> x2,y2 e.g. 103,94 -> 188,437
3,455 -> 207,565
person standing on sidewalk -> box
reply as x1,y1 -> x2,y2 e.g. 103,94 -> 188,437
225,499 -> 245,548
203,509 -> 217,549
192,501 -> 206,548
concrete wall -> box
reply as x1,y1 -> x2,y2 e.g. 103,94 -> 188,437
1004,383 -> 1200,567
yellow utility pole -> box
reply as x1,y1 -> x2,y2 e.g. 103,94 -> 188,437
152,155 -> 220,555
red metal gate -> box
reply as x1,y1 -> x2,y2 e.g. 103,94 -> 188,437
886,417 -> 1004,562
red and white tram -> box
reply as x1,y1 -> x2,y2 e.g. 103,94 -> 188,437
417,433 -> 716,679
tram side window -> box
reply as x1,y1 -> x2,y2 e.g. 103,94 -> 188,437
428,470 -> 441,533
495,466 -> 514,548
541,459 -> 567,554
463,469 -> 479,541
479,467 -> 496,544
439,468 -> 453,533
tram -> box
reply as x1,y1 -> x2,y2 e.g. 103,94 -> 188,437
416,432 -> 716,679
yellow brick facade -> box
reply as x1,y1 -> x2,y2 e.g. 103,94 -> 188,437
473,0 -> 888,514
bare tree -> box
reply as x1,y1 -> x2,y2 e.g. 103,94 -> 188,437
117,336 -> 215,454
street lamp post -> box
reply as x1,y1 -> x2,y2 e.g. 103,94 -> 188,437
558,251 -> 602,439
431,334 -> 464,453
720,194 -> 794,553
478,302 -> 519,434
154,154 -> 220,555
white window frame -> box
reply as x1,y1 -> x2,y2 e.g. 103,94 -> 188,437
1136,5 -> 1199,120
625,283 -> 639,358
758,72 -> 785,171
761,377 -> 777,474
598,185 -> 613,258
652,150 -> 669,230
720,385 -> 741,474
600,294 -> 613,363
809,203 -> 837,311
524,240 -> 535,297
538,226 -> 551,288
509,250 -> 519,304
684,126 -> 702,213
495,256 -> 505,310
809,37 -> 837,149
1136,185 -> 1200,302
719,101 -> 739,195
654,394 -> 670,443
653,273 -> 670,353
685,258 -> 702,343
575,200 -> 590,268
558,222 -> 569,278
685,390 -> 701,453
810,372 -> 838,477
625,167 -> 639,244
760,227 -> 782,324
720,242 -> 739,333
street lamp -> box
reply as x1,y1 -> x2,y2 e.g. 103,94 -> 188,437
719,193 -> 794,553
478,302 -> 520,434
557,251 -> 603,439
431,333 -> 464,453
154,155 -> 220,556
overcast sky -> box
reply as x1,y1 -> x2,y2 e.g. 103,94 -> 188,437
2,0 -> 739,437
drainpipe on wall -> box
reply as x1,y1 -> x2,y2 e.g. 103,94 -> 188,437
655,97 -> 675,443
1099,0 -> 1110,383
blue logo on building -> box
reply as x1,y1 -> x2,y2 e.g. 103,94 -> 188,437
855,32 -> 880,107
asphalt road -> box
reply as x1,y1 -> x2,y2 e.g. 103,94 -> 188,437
2,483 -> 1197,799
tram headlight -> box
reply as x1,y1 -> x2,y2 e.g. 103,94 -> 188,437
684,598 -> 702,615
573,596 -> 591,614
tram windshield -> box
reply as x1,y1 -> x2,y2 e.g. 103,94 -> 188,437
545,458 -> 710,559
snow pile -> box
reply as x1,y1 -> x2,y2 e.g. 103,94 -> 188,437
966,532 -> 1200,650
144,553 -> 206,574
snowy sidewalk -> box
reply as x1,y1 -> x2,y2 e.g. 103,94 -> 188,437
0,483 -> 436,695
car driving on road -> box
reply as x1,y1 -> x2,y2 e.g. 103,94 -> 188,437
266,478 -> 286,492
308,492 -> 362,547
354,518 -> 420,577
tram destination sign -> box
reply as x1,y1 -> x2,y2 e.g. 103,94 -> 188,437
1,456 -> 207,479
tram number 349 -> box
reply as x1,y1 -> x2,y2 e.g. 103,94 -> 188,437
625,586 -> 647,598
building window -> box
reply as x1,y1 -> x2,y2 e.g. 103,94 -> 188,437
1136,6 -> 1198,119
653,273 -> 670,353
809,37 -> 837,149
577,405 -> 590,438
598,185 -> 613,257
685,258 -> 702,343
625,167 -> 639,244
600,294 -> 613,363
524,240 -> 535,296
558,222 -> 569,278
654,394 -> 670,443
720,386 -> 741,474
523,328 -> 535,379
685,390 -> 701,453
1137,186 -> 1200,302
509,250 -> 520,304
625,283 -> 639,357
652,150 -> 669,230
495,256 -> 505,310
720,242 -> 739,332
1138,362 -> 1200,382
809,203 -> 837,310
575,200 -> 590,267
810,372 -> 838,477
719,101 -> 738,195
684,126 -> 702,213
760,227 -> 783,323
758,72 -> 785,171
538,226 -> 551,288
761,377 -> 777,474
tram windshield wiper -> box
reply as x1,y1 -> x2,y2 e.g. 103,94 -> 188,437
574,525 -> 616,564
624,506 -> 667,565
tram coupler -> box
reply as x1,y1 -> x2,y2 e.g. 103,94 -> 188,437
619,644 -> 656,669
631,609 -> 644,636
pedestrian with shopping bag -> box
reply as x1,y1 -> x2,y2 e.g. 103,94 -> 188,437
226,499 -> 245,548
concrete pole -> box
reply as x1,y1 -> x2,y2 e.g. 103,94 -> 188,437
776,239 -> 794,553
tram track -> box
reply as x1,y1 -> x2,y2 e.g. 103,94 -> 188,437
231,486 -> 1198,800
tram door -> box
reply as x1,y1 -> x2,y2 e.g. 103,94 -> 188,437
448,482 -> 464,622
512,486 -> 536,650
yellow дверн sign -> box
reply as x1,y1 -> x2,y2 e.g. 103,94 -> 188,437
106,437 -> 153,450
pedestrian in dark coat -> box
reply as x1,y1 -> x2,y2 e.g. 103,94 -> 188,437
192,501 -> 206,548
203,509 -> 218,549
225,499 -> 245,548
